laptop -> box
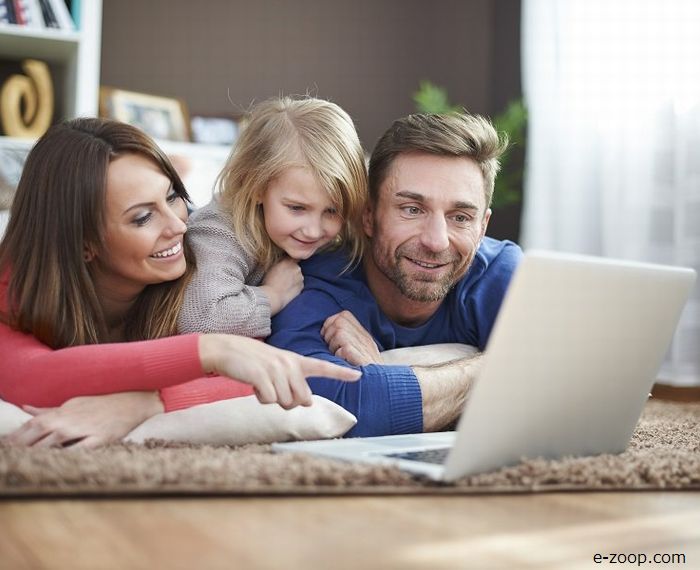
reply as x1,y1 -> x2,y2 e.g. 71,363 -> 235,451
273,251 -> 696,481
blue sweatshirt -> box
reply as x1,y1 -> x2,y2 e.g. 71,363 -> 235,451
268,237 -> 523,437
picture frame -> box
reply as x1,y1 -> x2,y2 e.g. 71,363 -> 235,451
99,87 -> 191,142
190,114 -> 240,146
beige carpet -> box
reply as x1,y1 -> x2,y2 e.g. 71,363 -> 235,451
1,400 -> 698,497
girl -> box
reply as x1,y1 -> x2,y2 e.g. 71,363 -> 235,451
178,96 -> 367,336
0,117 -> 359,447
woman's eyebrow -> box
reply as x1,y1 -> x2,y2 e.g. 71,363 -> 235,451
122,201 -> 155,215
121,184 -> 174,215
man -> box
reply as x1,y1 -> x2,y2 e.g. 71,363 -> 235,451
268,113 -> 523,436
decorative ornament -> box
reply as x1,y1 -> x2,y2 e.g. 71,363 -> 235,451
0,59 -> 54,139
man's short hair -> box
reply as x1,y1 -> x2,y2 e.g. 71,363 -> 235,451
368,113 -> 508,208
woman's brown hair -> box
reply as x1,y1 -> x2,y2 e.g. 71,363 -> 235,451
0,117 -> 196,348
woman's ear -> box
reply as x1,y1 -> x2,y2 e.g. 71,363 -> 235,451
83,244 -> 96,263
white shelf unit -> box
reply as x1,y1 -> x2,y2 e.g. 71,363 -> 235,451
0,0 -> 102,123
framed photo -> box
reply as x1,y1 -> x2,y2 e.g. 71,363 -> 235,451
190,115 -> 240,146
99,87 -> 191,142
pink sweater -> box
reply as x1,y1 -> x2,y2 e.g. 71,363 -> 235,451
0,279 -> 254,412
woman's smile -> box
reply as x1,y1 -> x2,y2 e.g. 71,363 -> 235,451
150,241 -> 183,259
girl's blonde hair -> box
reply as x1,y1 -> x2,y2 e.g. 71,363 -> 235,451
217,96 -> 367,270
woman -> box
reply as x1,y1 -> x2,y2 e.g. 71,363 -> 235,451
0,118 -> 359,447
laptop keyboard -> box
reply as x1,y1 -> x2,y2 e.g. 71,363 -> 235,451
383,447 -> 451,465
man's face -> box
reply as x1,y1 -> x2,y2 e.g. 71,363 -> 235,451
363,152 -> 491,308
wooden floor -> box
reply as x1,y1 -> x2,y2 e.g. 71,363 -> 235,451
1,492 -> 699,569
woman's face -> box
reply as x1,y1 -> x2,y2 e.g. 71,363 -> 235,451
90,153 -> 188,301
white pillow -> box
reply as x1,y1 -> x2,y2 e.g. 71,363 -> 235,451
125,395 -> 356,445
0,395 -> 356,446
0,397 -> 31,436
381,343 -> 478,366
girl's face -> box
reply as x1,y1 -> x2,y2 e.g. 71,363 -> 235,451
260,166 -> 343,260
90,153 -> 188,300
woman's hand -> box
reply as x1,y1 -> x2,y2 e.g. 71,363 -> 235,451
199,335 -> 361,409
2,391 -> 164,448
260,257 -> 303,315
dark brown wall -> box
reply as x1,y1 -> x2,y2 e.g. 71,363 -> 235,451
101,0 -> 519,149
100,0 -> 522,239
486,0 -> 523,241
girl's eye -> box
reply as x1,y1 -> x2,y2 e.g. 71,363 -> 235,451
325,207 -> 339,216
287,204 -> 304,212
166,190 -> 179,203
133,213 -> 152,227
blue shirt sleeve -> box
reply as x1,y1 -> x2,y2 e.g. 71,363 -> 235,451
269,288 -> 423,437
459,240 -> 524,349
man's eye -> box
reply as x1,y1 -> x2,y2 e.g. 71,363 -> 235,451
453,214 -> 471,224
133,213 -> 152,226
403,206 -> 422,216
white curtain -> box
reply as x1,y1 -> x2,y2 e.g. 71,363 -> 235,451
521,0 -> 700,386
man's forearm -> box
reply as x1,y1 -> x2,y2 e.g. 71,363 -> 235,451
413,353 -> 484,431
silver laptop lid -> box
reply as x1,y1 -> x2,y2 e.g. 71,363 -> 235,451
444,250 -> 696,480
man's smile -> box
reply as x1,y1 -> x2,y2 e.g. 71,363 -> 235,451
404,256 -> 451,270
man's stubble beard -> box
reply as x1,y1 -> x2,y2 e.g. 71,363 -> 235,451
371,241 -> 472,303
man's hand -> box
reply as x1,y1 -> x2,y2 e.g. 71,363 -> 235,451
2,392 -> 164,448
321,310 -> 383,366
413,353 -> 485,432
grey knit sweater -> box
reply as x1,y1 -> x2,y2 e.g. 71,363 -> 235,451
178,198 -> 271,337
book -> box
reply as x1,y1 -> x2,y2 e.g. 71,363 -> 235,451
46,0 -> 73,29
12,0 -> 26,24
69,0 -> 79,29
37,0 -> 59,28
21,0 -> 46,28
5,0 -> 17,23
0,1 -> 11,25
